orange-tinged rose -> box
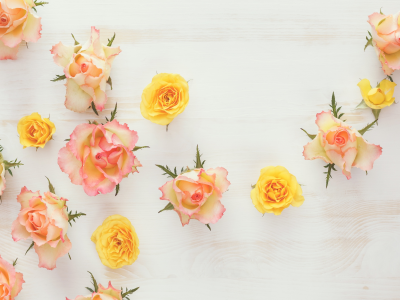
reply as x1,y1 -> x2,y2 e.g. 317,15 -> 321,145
17,113 -> 55,149
0,255 -> 24,300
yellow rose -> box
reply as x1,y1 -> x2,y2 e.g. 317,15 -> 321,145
357,79 -> 396,109
91,215 -> 140,269
140,73 -> 189,126
17,112 -> 56,148
251,166 -> 304,215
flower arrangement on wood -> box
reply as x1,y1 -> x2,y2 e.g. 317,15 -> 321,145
66,271 -> 139,300
51,27 -> 120,113
0,255 -> 24,299
58,105 -> 148,196
17,113 -> 56,149
0,144 -> 23,202
302,93 -> 382,187
0,0 -> 46,60
157,146 -> 230,230
11,178 -> 85,270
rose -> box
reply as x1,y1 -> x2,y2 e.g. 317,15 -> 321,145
17,113 -> 56,149
357,78 -> 396,109
0,0 -> 42,60
159,167 -> 230,226
91,215 -> 140,269
51,27 -> 121,112
140,73 -> 189,126
67,282 -> 122,300
303,111 -> 382,179
251,166 -> 304,215
0,255 -> 24,300
58,120 -> 142,196
0,154 -> 5,198
368,12 -> 400,75
11,187 -> 71,270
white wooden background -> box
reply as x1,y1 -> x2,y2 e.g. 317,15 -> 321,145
0,0 -> 400,299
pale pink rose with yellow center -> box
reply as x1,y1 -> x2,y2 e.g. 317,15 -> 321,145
303,111 -> 382,179
368,12 -> 400,75
67,282 -> 122,300
11,187 -> 71,270
0,0 -> 42,60
160,168 -> 230,226
51,27 -> 121,113
0,255 -> 24,300
58,120 -> 142,196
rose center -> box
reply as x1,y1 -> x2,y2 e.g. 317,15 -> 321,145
368,88 -> 385,105
335,136 -> 345,145
0,13 -> 9,26
191,188 -> 203,202
95,153 -> 103,160
81,63 -> 89,73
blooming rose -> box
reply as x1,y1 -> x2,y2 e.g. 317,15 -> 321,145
58,120 -> 142,196
67,282 -> 123,300
141,73 -> 189,126
357,78 -> 396,109
0,255 -> 24,300
0,0 -> 42,60
368,12 -> 400,75
160,167 -> 230,226
11,187 -> 71,270
51,27 -> 121,113
91,215 -> 140,269
303,111 -> 382,179
251,166 -> 304,215
17,112 -> 56,149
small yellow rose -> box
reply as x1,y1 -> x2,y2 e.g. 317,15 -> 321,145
91,215 -> 140,269
17,113 -> 56,148
357,79 -> 396,109
140,73 -> 189,126
251,166 -> 304,215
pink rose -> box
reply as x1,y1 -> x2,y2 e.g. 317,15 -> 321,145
58,120 -> 142,196
0,161 -> 5,198
67,282 -> 122,300
368,12 -> 400,75
0,255 -> 24,300
160,168 -> 230,226
303,111 -> 382,179
51,27 -> 121,113
11,187 -> 71,270
0,0 -> 42,60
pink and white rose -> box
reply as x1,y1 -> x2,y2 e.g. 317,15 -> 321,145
51,27 -> 121,112
67,282 -> 122,300
0,0 -> 42,60
0,157 -> 6,198
0,255 -> 24,300
58,120 -> 142,196
303,111 -> 382,179
160,168 -> 230,226
11,187 -> 71,270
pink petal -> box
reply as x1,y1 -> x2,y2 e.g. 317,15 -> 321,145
325,148 -> 358,180
17,187 -> 40,209
303,133 -> 332,163
1,24 -> 23,48
0,39 -> 19,60
0,164 -> 6,196
65,79 -> 93,113
104,120 -> 139,150
0,254 -> 16,286
58,146 -> 83,185
159,180 -> 179,207
93,87 -> 107,111
80,27 -> 105,59
383,50 -> 400,70
51,42 -> 80,68
353,136 -> 382,171
315,111 -> 341,132
11,218 -> 30,241
10,272 -> 24,298
83,177 -> 115,196
68,122 -> 96,161
175,209 -> 191,226
375,13 -> 399,35
205,167 -> 230,194
98,282 -> 122,300
368,12 -> 386,27
192,193 -> 226,224
34,234 -> 72,270
22,12 -> 41,43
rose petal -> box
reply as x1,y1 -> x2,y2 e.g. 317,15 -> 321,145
0,39 -> 19,60
192,192 -> 226,224
353,136 -> 383,171
65,79 -> 93,113
58,146 -> 83,185
98,282 -> 122,300
205,167 -> 230,194
315,111 -> 341,132
10,272 -> 24,298
11,218 -> 30,241
22,12 -> 41,43
34,234 -> 72,270
303,133 -> 332,163
1,24 -> 23,48
51,42 -> 81,68
104,120 -> 139,150
83,177 -> 115,196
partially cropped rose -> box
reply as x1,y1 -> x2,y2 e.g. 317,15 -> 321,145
91,215 -> 140,269
303,111 -> 382,179
51,27 -> 121,112
0,255 -> 24,300
357,78 -> 396,109
0,155 -> 5,198
141,73 -> 189,126
67,282 -> 122,300
160,167 -> 230,226
251,166 -> 304,215
368,12 -> 400,75
58,120 -> 142,196
0,0 -> 42,60
11,187 -> 71,270
17,113 -> 56,149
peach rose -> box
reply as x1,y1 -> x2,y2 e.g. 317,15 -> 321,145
0,155 -> 5,198
51,27 -> 121,112
303,111 -> 382,179
160,168 -> 230,226
11,187 -> 71,270
0,0 -> 42,60
368,12 -> 400,75
0,255 -> 24,300
58,120 -> 142,196
67,282 -> 122,300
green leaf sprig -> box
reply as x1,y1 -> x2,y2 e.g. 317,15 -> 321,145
32,0 -> 48,12
85,272 -> 139,299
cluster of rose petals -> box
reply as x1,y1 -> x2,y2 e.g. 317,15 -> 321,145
51,27 -> 121,112
357,79 -> 397,109
160,167 -> 230,226
58,120 -> 142,196
0,155 -> 5,197
303,111 -> 382,179
17,112 -> 56,149
11,187 -> 71,270
67,282 -> 122,300
0,0 -> 42,60
368,12 -> 400,75
0,255 -> 24,300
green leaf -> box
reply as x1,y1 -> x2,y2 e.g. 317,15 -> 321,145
122,287 -> 139,299
32,0 -> 48,12
107,33 -> 116,47
356,100 -> 369,109
323,163 -> 337,188
300,128 -> 316,140
71,33 -> 80,46
133,146 -> 150,152
45,176 -> 56,194
380,7 -> 384,15
68,210 -> 86,226
329,92 -> 344,120
87,271 -> 98,293
206,224 -> 211,231
194,145 -> 205,168
4,159 -> 23,173
107,76 -> 113,90
7,169 -> 12,176
109,103 -> 118,122
115,184 -> 120,196
65,139 -> 70,141
91,102 -> 99,116
51,74 -> 66,82
25,241 -> 34,255
158,202 -> 174,213
364,35 -> 373,51
358,119 -> 378,135
387,75 -> 394,82
68,253 -> 71,260
156,164 -> 178,178
12,258 -> 18,267
372,109 -> 381,121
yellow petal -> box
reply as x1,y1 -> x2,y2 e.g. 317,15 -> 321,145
357,79 -> 372,103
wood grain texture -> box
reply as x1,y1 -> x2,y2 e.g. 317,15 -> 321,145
1,0 -> 400,299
